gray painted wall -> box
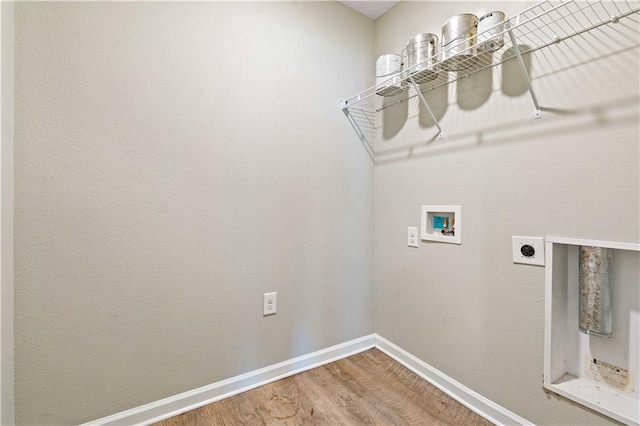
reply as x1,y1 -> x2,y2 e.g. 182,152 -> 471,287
1,2 -> 15,424
14,2 -> 374,424
12,1 -> 640,424
374,1 -> 639,425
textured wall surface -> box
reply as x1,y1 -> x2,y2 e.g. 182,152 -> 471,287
14,2 -> 374,424
13,1 -> 640,425
1,2 -> 15,424
374,1 -> 639,425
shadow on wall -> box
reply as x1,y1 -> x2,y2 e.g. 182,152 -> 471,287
457,65 -> 492,111
419,81 -> 448,128
353,25 -> 639,163
501,45 -> 533,97
380,45 -> 534,141
456,45 -> 533,109
382,93 -> 408,140
373,93 -> 639,165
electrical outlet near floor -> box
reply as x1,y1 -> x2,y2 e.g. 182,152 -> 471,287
264,292 -> 277,316
512,236 -> 545,266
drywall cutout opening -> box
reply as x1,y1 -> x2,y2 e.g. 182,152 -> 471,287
544,237 -> 640,425
421,205 -> 461,244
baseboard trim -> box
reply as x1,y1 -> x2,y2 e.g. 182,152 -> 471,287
83,334 -> 376,426
375,335 -> 533,426
84,334 -> 531,426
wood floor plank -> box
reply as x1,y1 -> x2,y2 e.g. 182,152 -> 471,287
334,354 -> 435,424
355,349 -> 492,426
156,348 -> 493,425
300,360 -> 405,425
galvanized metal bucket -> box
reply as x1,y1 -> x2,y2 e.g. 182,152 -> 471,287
376,54 -> 404,97
440,13 -> 478,71
403,33 -> 439,83
477,11 -> 506,53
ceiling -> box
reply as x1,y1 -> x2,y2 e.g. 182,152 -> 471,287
338,1 -> 399,20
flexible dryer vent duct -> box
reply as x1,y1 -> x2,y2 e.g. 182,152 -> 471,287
579,246 -> 613,337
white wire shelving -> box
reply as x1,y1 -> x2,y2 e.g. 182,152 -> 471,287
340,0 -> 640,140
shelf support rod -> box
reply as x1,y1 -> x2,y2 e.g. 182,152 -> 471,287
408,76 -> 444,139
506,21 -> 542,119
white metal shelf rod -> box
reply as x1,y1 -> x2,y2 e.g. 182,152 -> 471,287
544,6 -> 640,43
508,6 -> 640,61
408,76 -> 444,139
506,21 -> 542,119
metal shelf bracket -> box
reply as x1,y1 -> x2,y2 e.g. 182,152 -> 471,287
341,102 -> 374,156
408,76 -> 444,139
506,20 -> 542,119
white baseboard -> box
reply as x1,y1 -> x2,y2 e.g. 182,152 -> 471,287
83,334 -> 376,426
84,334 -> 532,426
375,335 -> 533,426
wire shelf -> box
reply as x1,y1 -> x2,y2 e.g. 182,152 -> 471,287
340,0 -> 640,114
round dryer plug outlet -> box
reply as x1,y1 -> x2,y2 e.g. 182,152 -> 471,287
520,244 -> 535,257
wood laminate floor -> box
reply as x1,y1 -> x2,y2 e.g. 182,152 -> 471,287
157,348 -> 493,425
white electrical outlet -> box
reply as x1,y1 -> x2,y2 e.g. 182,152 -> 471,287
512,236 -> 545,266
408,227 -> 418,248
263,292 -> 277,316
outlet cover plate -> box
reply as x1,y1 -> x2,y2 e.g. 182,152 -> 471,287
512,236 -> 545,266
264,292 -> 277,316
408,227 -> 418,248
